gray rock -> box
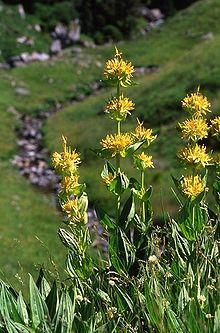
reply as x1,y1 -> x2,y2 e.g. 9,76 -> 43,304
50,39 -> 62,54
15,87 -> 30,96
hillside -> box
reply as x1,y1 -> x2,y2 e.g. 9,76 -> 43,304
0,0 -> 219,289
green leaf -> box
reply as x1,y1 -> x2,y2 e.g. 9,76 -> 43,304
45,281 -> 58,322
17,292 -> 29,326
97,290 -> 111,304
142,186 -> 153,202
101,161 -> 116,179
3,318 -> 30,333
126,140 -> 145,155
165,307 -> 185,333
58,228 -> 79,251
129,177 -> 141,191
79,192 -> 88,214
0,281 -> 22,323
36,268 -> 51,300
91,148 -> 112,159
109,172 -> 129,195
213,177 -> 220,205
29,274 -> 50,329
95,205 -> 115,231
53,289 -> 75,333
119,193 -> 135,228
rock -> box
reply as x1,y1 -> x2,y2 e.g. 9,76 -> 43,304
34,24 -> 41,32
16,36 -> 34,46
13,61 -> 25,68
52,23 -> 68,40
142,7 -> 164,21
150,8 -> 164,20
0,62 -> 10,69
18,4 -> 25,19
15,87 -> 30,96
50,39 -> 62,54
201,32 -> 214,40
68,19 -> 81,43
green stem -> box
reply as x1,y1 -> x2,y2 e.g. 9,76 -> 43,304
141,170 -> 145,223
116,81 -> 121,223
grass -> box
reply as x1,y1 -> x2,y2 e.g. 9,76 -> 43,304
0,1 -> 50,62
0,0 -> 220,289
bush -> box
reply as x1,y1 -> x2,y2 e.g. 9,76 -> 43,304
35,1 -> 79,31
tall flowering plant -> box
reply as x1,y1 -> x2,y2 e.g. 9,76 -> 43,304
172,89 -> 212,240
51,48 -> 157,279
95,48 -> 157,274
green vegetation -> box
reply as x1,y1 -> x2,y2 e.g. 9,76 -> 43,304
0,1 -> 50,61
0,0 -> 220,292
0,43 -> 219,332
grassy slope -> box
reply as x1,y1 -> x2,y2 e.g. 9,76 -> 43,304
0,0 -> 220,288
44,0 -> 220,212
0,1 -> 50,61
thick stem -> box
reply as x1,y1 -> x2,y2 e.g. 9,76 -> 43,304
116,81 -> 121,223
141,170 -> 145,223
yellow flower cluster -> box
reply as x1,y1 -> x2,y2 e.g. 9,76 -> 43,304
103,172 -> 116,185
62,198 -> 85,224
134,152 -> 154,171
100,133 -> 133,157
104,47 -> 134,86
211,116 -> 220,137
181,90 -> 211,117
133,119 -> 157,143
180,175 -> 207,199
178,144 -> 212,168
52,136 -> 81,175
61,175 -> 80,194
105,95 -> 135,121
179,117 -> 209,141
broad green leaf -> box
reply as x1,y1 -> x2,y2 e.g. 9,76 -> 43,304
109,172 -> 129,195
58,228 -> 79,251
119,193 -> 135,228
142,186 -> 153,202
3,318 -> 29,333
129,177 -> 141,191
101,161 -> 116,179
53,289 -> 75,333
36,268 -> 51,300
45,281 -> 59,322
0,282 -> 22,323
17,292 -> 29,326
95,205 -> 115,230
29,275 -> 50,329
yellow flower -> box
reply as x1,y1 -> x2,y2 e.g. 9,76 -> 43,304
103,47 -> 134,86
180,175 -> 207,199
178,144 -> 212,168
105,95 -> 135,121
181,90 -> 211,116
103,172 -> 116,185
132,119 -> 157,144
179,117 -> 209,141
62,198 -> 85,223
211,116 -> 220,137
61,175 -> 80,194
134,152 -> 154,170
100,133 -> 133,157
52,136 -> 81,175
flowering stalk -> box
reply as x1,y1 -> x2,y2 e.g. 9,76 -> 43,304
141,170 -> 146,223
